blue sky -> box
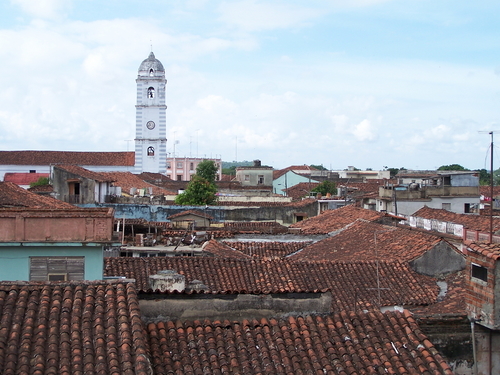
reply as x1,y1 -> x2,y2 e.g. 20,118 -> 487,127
0,0 -> 499,170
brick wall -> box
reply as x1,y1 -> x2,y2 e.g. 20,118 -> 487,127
465,249 -> 497,329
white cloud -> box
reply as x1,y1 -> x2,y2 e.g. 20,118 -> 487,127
352,119 -> 375,141
10,0 -> 71,20
217,0 -> 322,32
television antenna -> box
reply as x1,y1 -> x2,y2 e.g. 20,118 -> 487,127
479,131 -> 498,243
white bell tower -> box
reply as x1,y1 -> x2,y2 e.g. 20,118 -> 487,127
134,52 -> 167,173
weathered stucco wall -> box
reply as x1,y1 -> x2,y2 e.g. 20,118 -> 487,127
139,292 -> 332,323
410,241 -> 465,277
81,201 -> 318,225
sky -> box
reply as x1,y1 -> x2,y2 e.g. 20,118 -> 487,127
0,0 -> 499,171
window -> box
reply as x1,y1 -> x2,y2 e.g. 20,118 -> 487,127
177,162 -> 183,168
29,170 -> 36,173
167,162 -> 171,169
147,146 -> 155,156
244,175 -> 250,181
30,256 -> 84,281
147,87 -> 155,98
471,263 -> 488,282
177,175 -> 182,181
48,274 -> 67,281
442,203 -> 451,211
464,203 -> 471,213
190,163 -> 194,170
258,175 -> 264,185
149,68 -> 154,76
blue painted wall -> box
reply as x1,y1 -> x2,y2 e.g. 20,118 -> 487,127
273,171 -> 311,195
0,243 -> 104,281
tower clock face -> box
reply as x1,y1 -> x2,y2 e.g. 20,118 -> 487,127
146,121 -> 155,130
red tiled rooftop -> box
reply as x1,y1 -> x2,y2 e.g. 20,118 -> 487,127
0,150 -> 135,166
222,241 -> 312,259
168,209 -> 214,220
55,164 -> 116,182
466,241 -> 500,260
146,309 -> 453,375
104,257 -> 439,311
3,172 -> 49,185
203,239 -> 252,259
0,181 -> 75,209
289,204 -> 384,234
0,282 -> 151,374
413,206 -> 500,232
283,181 -> 319,200
290,220 -> 446,263
100,171 -> 175,196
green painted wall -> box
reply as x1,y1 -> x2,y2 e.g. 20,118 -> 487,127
0,243 -> 104,281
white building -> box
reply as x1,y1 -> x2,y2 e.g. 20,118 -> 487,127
134,52 -> 168,174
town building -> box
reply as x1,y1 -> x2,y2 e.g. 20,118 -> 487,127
166,156 -> 222,181
376,170 -> 480,215
234,160 -> 273,187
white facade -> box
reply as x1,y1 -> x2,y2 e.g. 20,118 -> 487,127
134,52 -> 167,173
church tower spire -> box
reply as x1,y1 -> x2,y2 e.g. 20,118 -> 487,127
134,52 -> 167,173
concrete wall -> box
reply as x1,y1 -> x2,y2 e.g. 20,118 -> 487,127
473,324 -> 500,375
409,241 -> 465,277
236,167 -> 273,187
139,291 -> 332,323
80,201 -> 318,225
0,244 -> 104,281
273,171 -> 310,196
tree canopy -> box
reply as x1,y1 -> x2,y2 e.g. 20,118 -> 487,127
30,177 -> 50,188
437,164 -> 469,171
175,160 -> 218,205
310,164 -> 327,171
311,180 -> 337,196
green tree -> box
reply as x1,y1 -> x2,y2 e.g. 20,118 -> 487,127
311,181 -> 337,196
175,160 -> 218,205
30,177 -> 50,188
310,164 -> 327,171
478,169 -> 491,185
175,175 -> 218,205
437,164 -> 469,171
385,167 -> 406,178
196,160 -> 218,182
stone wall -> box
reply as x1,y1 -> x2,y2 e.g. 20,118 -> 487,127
139,292 -> 332,323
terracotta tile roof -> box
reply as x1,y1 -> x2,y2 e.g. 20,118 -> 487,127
99,172 -> 176,196
168,209 -> 214,220
283,181 -> 319,200
410,271 -> 466,317
54,164 -> 116,182
413,206 -> 500,232
480,185 -> 500,198
289,204 -> 384,234
273,166 -> 319,180
104,257 -> 438,310
146,309 -> 453,375
290,220 -> 445,263
0,181 -> 75,209
223,222 -> 288,234
466,241 -> 500,260
0,281 -> 151,375
203,239 -> 252,259
222,241 -> 312,259
3,172 -> 49,185
0,150 -> 135,166
338,180 -> 389,195
27,184 -> 53,193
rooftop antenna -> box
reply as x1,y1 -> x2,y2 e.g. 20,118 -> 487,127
479,130 -> 497,243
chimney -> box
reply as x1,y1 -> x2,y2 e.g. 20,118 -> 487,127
149,269 -> 186,292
